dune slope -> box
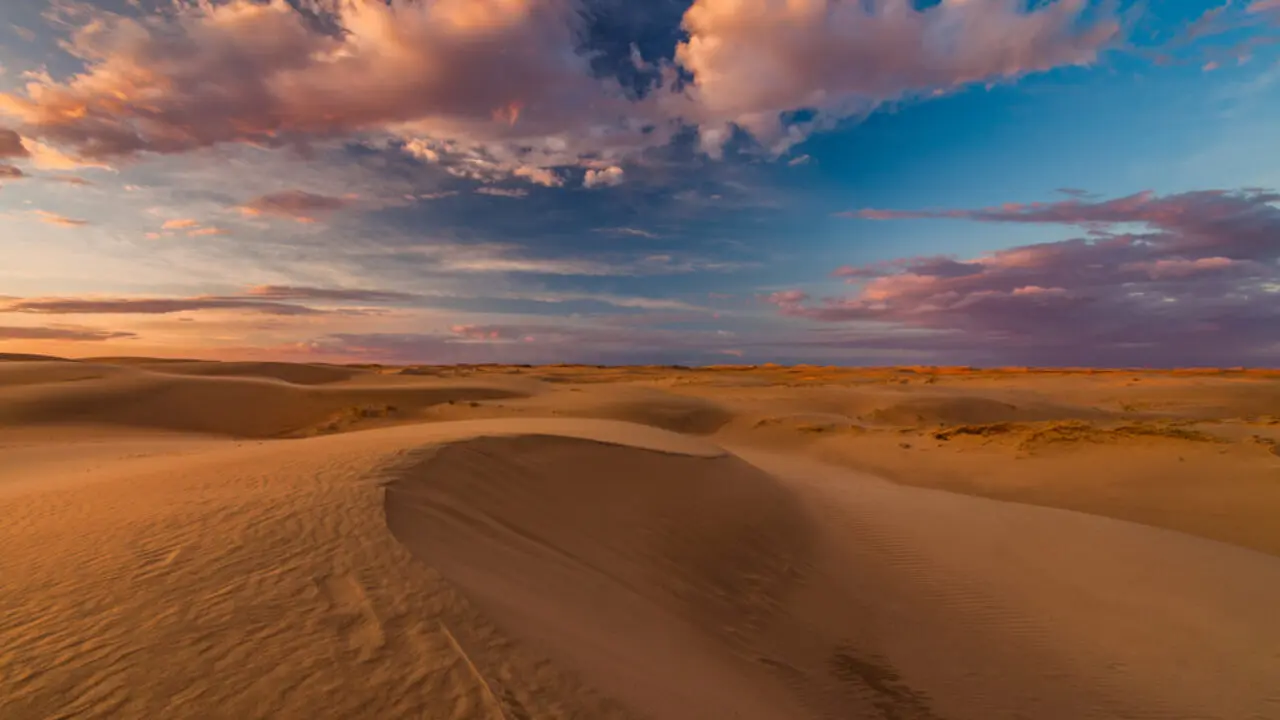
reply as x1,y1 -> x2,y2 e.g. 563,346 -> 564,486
386,435 -> 815,719
383,432 -> 1280,719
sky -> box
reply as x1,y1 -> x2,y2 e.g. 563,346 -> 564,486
0,0 -> 1277,367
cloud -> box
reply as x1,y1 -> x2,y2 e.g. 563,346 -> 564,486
593,226 -> 660,238
162,218 -> 200,230
244,285 -> 422,303
474,187 -> 529,198
583,165 -> 625,188
0,284 -> 437,320
0,128 -> 28,158
0,164 -> 25,179
237,190 -> 354,222
0,0 -> 649,174
512,165 -> 564,187
0,0 -> 1121,174
0,325 -> 137,342
773,189 -> 1280,365
844,189 -> 1280,260
187,227 -> 228,237
4,296 -> 324,316
672,0 -> 1121,155
393,242 -> 750,277
32,209 -> 88,227
21,138 -> 111,170
43,174 -> 93,186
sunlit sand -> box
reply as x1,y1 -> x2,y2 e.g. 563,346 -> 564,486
3,357 -> 1280,718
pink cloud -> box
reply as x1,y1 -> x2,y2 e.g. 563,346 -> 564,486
674,0 -> 1120,154
237,190 -> 354,222
1126,256 -> 1240,279
0,0 -> 646,181
0,0 -> 1124,174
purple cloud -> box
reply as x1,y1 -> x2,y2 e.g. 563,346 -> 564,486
778,189 -> 1280,366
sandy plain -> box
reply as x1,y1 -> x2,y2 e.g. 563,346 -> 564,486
2,355 -> 1279,719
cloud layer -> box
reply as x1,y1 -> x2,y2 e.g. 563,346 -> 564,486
0,0 -> 1122,180
771,190 -> 1280,366
673,0 -> 1119,154
0,325 -> 137,342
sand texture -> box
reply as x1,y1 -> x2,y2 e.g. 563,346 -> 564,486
3,359 -> 1280,719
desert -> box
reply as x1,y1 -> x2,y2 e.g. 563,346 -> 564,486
3,356 -> 1279,719
3,0 -> 1280,716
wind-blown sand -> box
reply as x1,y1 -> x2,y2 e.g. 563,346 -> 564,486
3,358 -> 1280,718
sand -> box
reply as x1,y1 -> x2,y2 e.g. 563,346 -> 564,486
3,358 -> 1280,719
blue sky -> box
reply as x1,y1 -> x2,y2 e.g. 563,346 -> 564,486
1,0 -> 1277,366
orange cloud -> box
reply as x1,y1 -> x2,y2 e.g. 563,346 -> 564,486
33,210 -> 88,227
162,218 -> 200,230
236,190 -> 353,222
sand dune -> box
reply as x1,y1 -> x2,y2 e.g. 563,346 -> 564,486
3,359 -> 1280,718
0,361 -> 529,438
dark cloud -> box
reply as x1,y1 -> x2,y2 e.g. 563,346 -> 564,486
0,325 -> 137,342
0,129 -> 28,158
244,285 -> 422,303
0,284 -> 452,318
774,189 -> 1280,366
4,296 -> 325,316
0,164 -> 25,179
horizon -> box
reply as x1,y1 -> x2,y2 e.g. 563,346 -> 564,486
2,0 -> 1278,366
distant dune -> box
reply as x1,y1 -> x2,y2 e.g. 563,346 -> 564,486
3,357 -> 1280,718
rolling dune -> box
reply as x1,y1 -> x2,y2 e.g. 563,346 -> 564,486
3,359 -> 1280,719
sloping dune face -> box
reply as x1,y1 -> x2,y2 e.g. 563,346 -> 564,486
385,433 -> 1280,720
385,436 -> 824,719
